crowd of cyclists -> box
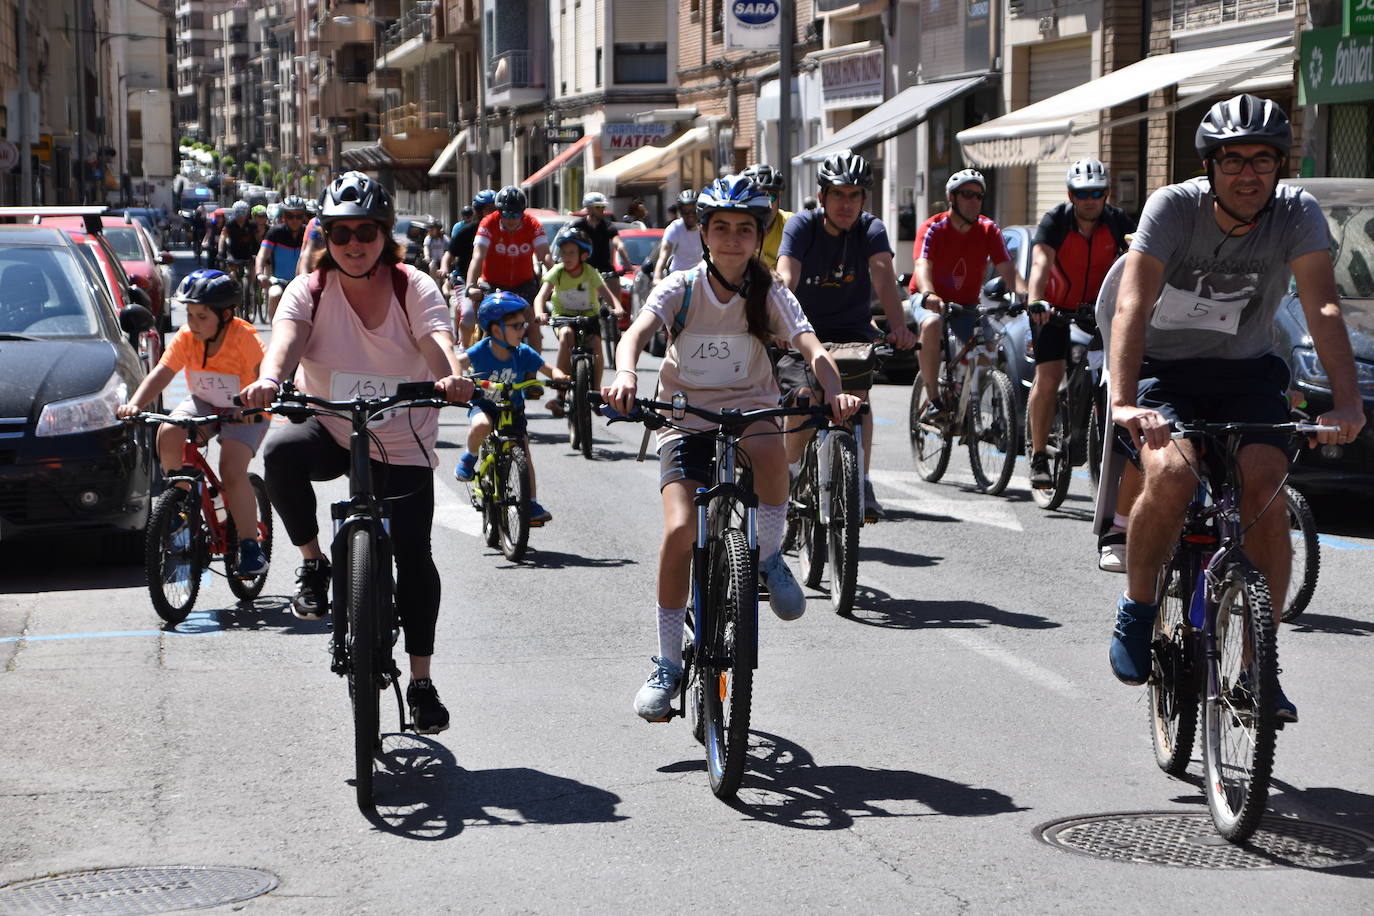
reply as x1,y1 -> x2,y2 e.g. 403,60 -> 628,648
129,92 -> 1363,743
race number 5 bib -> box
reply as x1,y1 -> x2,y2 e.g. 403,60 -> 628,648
187,370 -> 241,408
330,371 -> 413,425
1151,285 -> 1244,336
675,332 -> 755,386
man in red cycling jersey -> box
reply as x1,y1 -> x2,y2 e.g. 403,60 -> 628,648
1026,158 -> 1134,488
466,185 -> 550,347
911,169 -> 1025,416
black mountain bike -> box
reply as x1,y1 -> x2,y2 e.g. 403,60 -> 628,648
909,301 -> 1022,494
549,309 -> 608,460
596,392 -> 832,799
1146,420 -> 1332,842
252,381 -> 465,813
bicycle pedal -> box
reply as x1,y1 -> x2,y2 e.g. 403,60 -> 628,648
528,518 -> 547,528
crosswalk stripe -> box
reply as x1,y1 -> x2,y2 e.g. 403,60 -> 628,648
434,475 -> 482,538
868,468 -> 1024,532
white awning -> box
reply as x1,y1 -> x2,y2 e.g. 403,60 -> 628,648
585,127 -> 711,196
957,36 -> 1289,168
426,129 -> 469,178
794,76 -> 986,165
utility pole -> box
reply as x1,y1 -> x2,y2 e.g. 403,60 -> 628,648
17,0 -> 32,204
778,0 -> 793,204
76,0 -> 89,203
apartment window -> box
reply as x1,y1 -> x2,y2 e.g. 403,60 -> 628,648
614,43 -> 667,83
1171,0 -> 1294,32
712,0 -> 722,33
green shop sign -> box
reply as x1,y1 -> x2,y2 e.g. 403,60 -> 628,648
1301,27 -> 1374,104
1346,0 -> 1374,36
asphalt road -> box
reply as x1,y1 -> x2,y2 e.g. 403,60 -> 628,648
2,252 -> 1372,913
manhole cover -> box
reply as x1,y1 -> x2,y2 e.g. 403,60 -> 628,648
1038,812 -> 1374,869
0,866 -> 276,914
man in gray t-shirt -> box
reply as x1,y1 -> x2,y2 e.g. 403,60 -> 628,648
1105,95 -> 1365,715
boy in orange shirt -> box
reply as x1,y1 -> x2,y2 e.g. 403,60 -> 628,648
118,269 -> 270,575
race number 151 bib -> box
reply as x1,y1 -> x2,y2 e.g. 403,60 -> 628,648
330,371 -> 413,425
1150,284 -> 1244,336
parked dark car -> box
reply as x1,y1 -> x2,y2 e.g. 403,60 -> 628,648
0,223 -> 158,548
1272,178 -> 1374,493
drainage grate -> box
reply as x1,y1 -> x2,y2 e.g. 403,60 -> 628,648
0,866 -> 277,914
1038,812 -> 1374,869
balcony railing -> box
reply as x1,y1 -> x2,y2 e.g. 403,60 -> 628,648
382,6 -> 432,56
488,50 -> 542,92
383,101 -> 446,135
1171,0 -> 1294,31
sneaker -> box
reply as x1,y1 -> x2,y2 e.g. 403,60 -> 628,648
236,538 -> 268,578
921,396 -> 949,424
406,678 -> 451,735
862,479 -> 885,521
1235,670 -> 1298,725
529,499 -> 552,525
759,551 -> 805,621
1098,529 -> 1127,574
292,557 -> 331,620
1030,452 -> 1053,489
546,397 -> 566,418
633,656 -> 682,721
453,452 -> 477,482
1109,595 -> 1157,686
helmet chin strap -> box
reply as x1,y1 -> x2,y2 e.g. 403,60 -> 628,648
336,260 -> 382,280
1206,164 -> 1276,256
703,250 -> 747,296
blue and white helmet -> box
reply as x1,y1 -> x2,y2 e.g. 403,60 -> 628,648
697,175 -> 773,230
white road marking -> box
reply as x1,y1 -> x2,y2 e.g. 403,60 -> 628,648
434,476 -> 482,537
868,469 -> 1023,532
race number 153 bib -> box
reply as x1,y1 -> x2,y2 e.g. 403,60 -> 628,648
1150,284 -> 1244,336
675,332 -> 755,386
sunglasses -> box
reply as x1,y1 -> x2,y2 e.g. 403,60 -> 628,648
284,212 -> 305,220
326,223 -> 382,245
1072,189 -> 1106,200
1213,153 -> 1281,176
957,189 -> 985,201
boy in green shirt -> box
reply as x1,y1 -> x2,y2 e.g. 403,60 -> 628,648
534,226 -> 624,416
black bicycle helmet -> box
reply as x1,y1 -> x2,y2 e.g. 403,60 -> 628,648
495,185 -> 527,215
1195,93 -> 1292,161
320,170 -> 394,228
741,163 -> 784,193
676,189 -> 699,207
817,151 -> 873,190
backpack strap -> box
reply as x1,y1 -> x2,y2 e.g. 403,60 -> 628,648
308,268 -> 327,319
308,263 -> 410,321
669,273 -> 693,342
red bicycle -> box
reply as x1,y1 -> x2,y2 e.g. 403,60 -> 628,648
136,413 -> 274,623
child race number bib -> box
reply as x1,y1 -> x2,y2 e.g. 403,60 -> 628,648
187,370 -> 241,408
675,332 -> 755,386
1150,285 -> 1244,336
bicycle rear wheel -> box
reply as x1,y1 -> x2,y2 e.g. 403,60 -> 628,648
145,487 -> 202,624
347,527 -> 381,813
1149,554 -> 1198,777
794,437 -> 826,589
909,370 -> 952,482
968,369 -> 1017,495
1026,402 -> 1071,510
228,473 -> 274,601
825,430 -> 861,615
1282,485 -> 1319,622
702,528 -> 755,800
1203,566 -> 1278,842
498,445 -> 532,562
574,357 -> 593,459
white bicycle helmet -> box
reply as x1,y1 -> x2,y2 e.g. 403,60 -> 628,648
1066,158 -> 1109,191
582,191 -> 610,209
944,169 -> 986,198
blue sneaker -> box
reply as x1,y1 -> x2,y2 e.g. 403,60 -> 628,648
633,656 -> 682,721
759,551 -> 805,621
1236,669 -> 1298,725
454,451 -> 477,482
236,538 -> 268,578
1109,595 -> 1157,686
529,499 -> 552,525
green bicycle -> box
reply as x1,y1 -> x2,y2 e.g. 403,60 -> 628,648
465,378 -> 547,562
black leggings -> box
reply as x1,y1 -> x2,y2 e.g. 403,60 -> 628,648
263,417 -> 442,657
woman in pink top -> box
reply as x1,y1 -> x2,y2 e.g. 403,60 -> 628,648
240,172 -> 475,735
603,175 -> 862,723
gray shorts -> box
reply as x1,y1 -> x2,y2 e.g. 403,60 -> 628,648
171,396 -> 270,453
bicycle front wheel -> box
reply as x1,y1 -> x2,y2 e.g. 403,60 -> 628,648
825,430 -> 861,615
228,473 -> 274,601
574,357 -> 593,459
909,370 -> 952,482
1149,554 -> 1198,776
1282,485 -> 1320,622
1203,566 -> 1278,842
794,437 -> 826,589
1025,401 -> 1071,511
499,445 -> 532,562
968,369 -> 1017,495
702,528 -> 755,800
347,527 -> 381,813
145,488 -> 202,624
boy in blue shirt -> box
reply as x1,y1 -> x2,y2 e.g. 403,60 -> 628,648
454,291 -> 568,523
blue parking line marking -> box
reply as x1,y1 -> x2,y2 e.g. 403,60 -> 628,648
1318,534 -> 1374,551
0,610 -> 221,643
872,416 -> 894,425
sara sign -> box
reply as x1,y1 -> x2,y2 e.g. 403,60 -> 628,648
725,0 -> 781,51
603,122 -> 670,151
1300,27 -> 1374,105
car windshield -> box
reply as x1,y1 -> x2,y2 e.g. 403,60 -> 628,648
103,227 -> 146,262
621,235 -> 659,266
0,247 -> 100,337
1323,205 -> 1374,299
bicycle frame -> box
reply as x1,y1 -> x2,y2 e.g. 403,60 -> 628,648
693,428 -> 760,672
941,304 -> 1010,437
471,378 -> 542,498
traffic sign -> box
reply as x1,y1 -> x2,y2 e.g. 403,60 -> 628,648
0,140 -> 18,171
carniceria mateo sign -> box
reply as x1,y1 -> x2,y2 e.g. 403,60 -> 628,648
1300,26 -> 1374,105
725,0 -> 781,51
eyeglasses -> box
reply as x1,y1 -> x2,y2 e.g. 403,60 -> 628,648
283,212 -> 305,220
679,207 -> 697,216
1072,189 -> 1106,200
502,319 -> 529,330
1213,153 -> 1281,175
957,189 -> 985,201
325,223 -> 381,245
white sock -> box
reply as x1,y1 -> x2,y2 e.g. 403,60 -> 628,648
656,604 -> 686,670
788,460 -> 800,477
1113,513 -> 1130,531
757,500 -> 788,563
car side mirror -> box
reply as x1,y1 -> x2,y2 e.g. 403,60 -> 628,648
129,286 -> 154,311
160,252 -> 174,265
119,303 -> 156,335
983,276 -> 1008,300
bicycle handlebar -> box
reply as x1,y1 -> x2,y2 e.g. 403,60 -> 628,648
944,301 -> 1025,318
1171,421 -> 1338,440
128,412 -> 226,429
235,381 -> 469,420
588,391 -> 866,431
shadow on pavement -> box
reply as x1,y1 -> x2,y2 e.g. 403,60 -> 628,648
1285,611 -> 1374,637
207,596 -> 329,634
0,535 -> 143,593
856,545 -> 940,569
673,730 -> 1026,830
523,550 -> 637,570
365,734 -> 626,839
845,584 -> 1060,630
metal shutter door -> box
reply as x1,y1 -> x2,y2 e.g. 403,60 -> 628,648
1029,38 -> 1096,219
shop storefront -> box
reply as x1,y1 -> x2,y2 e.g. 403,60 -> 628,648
1300,26 -> 1374,178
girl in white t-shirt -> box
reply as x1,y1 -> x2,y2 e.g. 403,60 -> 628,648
604,175 -> 862,722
